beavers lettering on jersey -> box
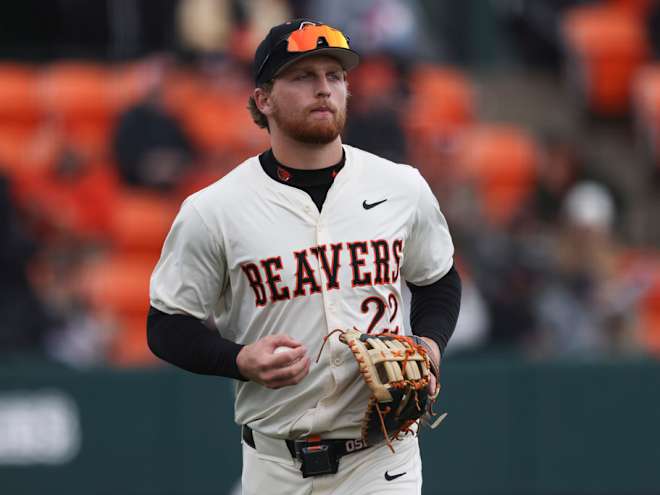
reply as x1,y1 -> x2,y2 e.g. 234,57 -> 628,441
241,239 -> 404,306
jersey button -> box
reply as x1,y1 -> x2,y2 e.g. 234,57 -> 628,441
333,358 -> 342,366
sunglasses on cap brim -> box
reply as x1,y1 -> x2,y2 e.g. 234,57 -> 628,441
286,24 -> 350,52
256,24 -> 351,82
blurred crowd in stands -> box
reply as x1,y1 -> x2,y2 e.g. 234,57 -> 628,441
1,0 -> 660,367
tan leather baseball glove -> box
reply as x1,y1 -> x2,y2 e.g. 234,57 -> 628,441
320,328 -> 445,453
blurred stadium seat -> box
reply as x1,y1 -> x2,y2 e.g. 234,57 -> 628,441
111,314 -> 158,366
78,254 -> 158,366
638,255 -> 660,355
403,65 -> 475,178
110,189 -> 179,255
633,64 -> 660,168
40,62 -> 114,121
349,56 -> 398,96
19,159 -> 119,240
457,124 -> 538,226
79,255 -> 155,316
0,64 -> 42,129
607,0 -> 653,17
0,125 -> 59,191
39,62 -> 117,156
108,61 -> 154,113
642,280 -> 660,355
178,89 -> 269,159
562,3 -> 650,116
162,68 -> 204,113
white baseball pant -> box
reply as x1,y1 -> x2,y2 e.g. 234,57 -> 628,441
240,432 -> 422,495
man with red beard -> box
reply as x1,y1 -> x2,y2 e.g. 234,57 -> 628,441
148,19 -> 461,494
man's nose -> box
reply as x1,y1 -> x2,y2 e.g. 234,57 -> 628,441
315,77 -> 332,97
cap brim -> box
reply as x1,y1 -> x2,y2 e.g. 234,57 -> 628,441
274,48 -> 360,77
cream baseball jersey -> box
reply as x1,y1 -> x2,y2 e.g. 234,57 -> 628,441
150,144 -> 454,439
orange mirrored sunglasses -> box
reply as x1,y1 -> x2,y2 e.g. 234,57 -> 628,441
256,23 -> 351,82
285,24 -> 350,52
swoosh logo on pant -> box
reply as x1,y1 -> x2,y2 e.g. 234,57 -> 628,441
384,470 -> 406,481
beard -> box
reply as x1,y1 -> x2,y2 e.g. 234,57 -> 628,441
271,100 -> 347,145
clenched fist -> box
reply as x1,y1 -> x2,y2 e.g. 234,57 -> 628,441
236,335 -> 310,389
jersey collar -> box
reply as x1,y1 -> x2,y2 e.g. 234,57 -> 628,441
259,148 -> 345,187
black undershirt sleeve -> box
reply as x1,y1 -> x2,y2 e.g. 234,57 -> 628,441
407,264 -> 462,357
147,306 -> 247,380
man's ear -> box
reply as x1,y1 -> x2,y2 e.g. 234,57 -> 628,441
254,87 -> 273,116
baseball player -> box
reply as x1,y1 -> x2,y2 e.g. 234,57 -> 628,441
148,19 -> 461,495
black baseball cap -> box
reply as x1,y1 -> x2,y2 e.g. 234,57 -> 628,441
253,19 -> 360,86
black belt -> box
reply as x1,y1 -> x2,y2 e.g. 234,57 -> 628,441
242,425 -> 296,457
242,425 -> 371,477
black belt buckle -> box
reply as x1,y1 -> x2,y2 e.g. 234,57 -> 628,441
298,443 -> 339,478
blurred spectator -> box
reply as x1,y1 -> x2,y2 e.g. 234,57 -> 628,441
468,227 -> 547,349
304,0 -> 433,60
176,0 -> 236,57
493,0 -> 586,70
529,133 -> 583,226
112,56 -> 196,191
534,181 -> 643,357
20,145 -> 118,246
648,1 -> 660,58
171,56 -> 268,187
34,249 -> 114,368
0,175 -> 52,355
401,264 -> 489,355
176,0 -> 291,62
238,0 -> 294,61
0,125 -> 117,365
527,132 -> 625,232
344,56 -> 407,163
444,267 -> 490,355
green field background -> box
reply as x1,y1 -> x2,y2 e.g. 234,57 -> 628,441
1,356 -> 659,495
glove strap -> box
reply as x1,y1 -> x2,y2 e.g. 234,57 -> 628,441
411,335 -> 440,380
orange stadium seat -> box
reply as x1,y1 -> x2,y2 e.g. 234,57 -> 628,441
79,254 -> 156,316
78,254 -> 158,366
40,62 -> 114,120
176,165 -> 230,200
403,65 -> 475,180
0,125 -> 59,194
349,56 -> 398,97
39,62 -> 117,154
111,314 -> 157,366
457,125 -> 538,226
19,159 -> 119,240
607,0 -> 653,17
163,69 -> 204,115
562,4 -> 650,116
0,64 -> 42,128
642,290 -> 660,354
179,89 -> 269,160
0,127 -> 42,175
632,65 -> 660,167
640,263 -> 660,355
108,61 -> 154,114
110,189 -> 179,255
407,65 -> 475,124
615,249 -> 660,355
